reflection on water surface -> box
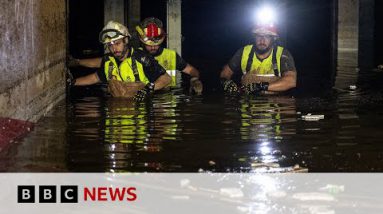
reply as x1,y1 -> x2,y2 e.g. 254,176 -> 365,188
2,70 -> 383,172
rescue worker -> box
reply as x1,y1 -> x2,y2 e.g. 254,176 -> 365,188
68,21 -> 171,101
68,18 -> 203,95
220,18 -> 297,95
136,17 -> 203,94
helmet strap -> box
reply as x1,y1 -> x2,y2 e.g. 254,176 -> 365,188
114,39 -> 130,61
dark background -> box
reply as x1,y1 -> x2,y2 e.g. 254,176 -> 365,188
68,0 -> 383,92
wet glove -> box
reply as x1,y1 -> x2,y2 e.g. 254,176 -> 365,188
67,55 -> 80,68
134,83 -> 155,101
222,79 -> 239,94
66,70 -> 76,87
244,82 -> 269,95
190,77 -> 203,95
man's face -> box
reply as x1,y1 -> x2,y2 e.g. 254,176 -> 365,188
107,38 -> 126,59
254,34 -> 274,54
144,44 -> 160,55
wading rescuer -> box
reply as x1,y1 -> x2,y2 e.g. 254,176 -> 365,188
67,21 -> 171,101
136,17 -> 203,94
220,6 -> 297,95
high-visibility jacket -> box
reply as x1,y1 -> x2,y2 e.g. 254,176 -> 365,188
154,48 -> 178,87
104,49 -> 150,84
240,45 -> 284,77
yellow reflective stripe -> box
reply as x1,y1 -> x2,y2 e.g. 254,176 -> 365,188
156,48 -> 177,87
240,45 -> 284,76
166,70 -> 177,87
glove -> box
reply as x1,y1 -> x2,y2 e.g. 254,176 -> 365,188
67,55 -> 80,68
222,79 -> 239,94
134,83 -> 155,101
66,70 -> 76,87
190,77 -> 203,95
244,82 -> 269,95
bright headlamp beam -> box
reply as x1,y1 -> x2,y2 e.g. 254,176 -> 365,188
256,6 -> 277,25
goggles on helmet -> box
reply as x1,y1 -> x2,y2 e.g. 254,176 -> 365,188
99,29 -> 126,44
141,35 -> 164,43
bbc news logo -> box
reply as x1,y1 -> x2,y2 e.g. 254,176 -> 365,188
17,185 -> 137,203
18,185 -> 78,203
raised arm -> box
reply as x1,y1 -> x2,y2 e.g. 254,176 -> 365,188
74,73 -> 101,86
68,56 -> 102,68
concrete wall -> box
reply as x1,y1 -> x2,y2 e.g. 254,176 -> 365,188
0,0 -> 66,122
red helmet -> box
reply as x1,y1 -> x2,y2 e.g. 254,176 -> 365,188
136,17 -> 166,46
252,6 -> 279,36
252,23 -> 278,37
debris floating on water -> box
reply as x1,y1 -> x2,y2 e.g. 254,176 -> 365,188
302,113 -> 325,121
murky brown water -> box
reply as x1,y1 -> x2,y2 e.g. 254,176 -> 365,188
1,69 -> 383,172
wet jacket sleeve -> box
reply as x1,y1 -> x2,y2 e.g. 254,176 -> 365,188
227,47 -> 245,84
175,53 -> 187,71
280,49 -> 297,75
134,49 -> 166,83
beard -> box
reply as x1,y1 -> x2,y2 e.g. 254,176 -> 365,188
255,43 -> 273,55
254,38 -> 274,55
148,49 -> 158,55
255,46 -> 272,55
114,45 -> 129,61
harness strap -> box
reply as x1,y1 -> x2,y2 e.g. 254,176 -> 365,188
246,45 -> 256,73
247,45 -> 280,76
131,55 -> 140,82
272,45 -> 279,76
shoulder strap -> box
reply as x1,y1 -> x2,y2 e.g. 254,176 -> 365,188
272,45 -> 279,76
246,45 -> 256,72
131,55 -> 140,82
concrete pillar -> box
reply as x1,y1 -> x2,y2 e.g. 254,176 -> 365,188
335,0 -> 359,88
0,0 -> 66,122
167,0 -> 182,55
104,0 -> 125,25
127,0 -> 140,31
337,0 -> 359,68
358,0 -> 374,69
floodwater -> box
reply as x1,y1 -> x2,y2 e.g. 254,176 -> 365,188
1,69 -> 383,172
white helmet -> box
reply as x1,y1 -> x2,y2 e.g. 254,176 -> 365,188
99,21 -> 131,44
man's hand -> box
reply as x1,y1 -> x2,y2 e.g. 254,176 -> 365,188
134,83 -> 155,101
222,79 -> 239,94
67,55 -> 80,68
190,77 -> 203,95
244,82 -> 269,95
66,70 -> 76,87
